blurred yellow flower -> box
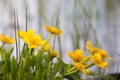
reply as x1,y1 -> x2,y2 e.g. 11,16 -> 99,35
86,41 -> 112,59
90,53 -> 108,69
99,50 -> 112,60
68,49 -> 86,62
26,30 -> 34,36
16,30 -> 25,39
90,47 -> 99,53
88,46 -> 112,60
44,25 -> 62,35
0,34 -> 14,44
50,50 -> 59,58
23,34 -> 42,48
86,41 -> 91,50
73,63 -> 90,75
17,30 -> 34,39
40,40 -> 50,51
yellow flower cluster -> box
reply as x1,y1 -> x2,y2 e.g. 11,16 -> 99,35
68,49 -> 86,62
68,41 -> 112,75
68,49 -> 90,75
0,25 -> 61,57
17,30 -> 49,50
73,62 -> 90,75
86,41 -> 112,68
16,25 -> 62,52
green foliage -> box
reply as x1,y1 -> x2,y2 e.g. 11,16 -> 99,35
0,46 -> 81,80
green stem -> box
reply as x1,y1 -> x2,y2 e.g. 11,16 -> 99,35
65,70 -> 78,76
29,48 -> 32,56
85,63 -> 95,69
80,56 -> 90,64
42,34 -> 52,48
57,70 -> 78,78
22,43 -> 26,53
67,66 -> 76,72
0,43 -> 5,49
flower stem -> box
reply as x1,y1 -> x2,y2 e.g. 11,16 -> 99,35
0,43 -> 5,49
85,63 -> 94,69
65,70 -> 78,76
67,66 -> 76,72
80,56 -> 90,64
42,34 -> 52,48
56,70 -> 78,78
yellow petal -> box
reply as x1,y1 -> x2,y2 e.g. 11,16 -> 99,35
86,41 -> 91,50
26,30 -> 34,36
73,63 -> 90,75
16,30 -> 25,39
91,53 -> 108,69
23,33 -> 41,48
99,50 -> 112,60
44,25 -> 62,35
0,34 -> 14,44
43,43 -> 50,51
68,51 -> 74,58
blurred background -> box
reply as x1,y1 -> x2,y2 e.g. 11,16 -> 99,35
0,0 -> 120,75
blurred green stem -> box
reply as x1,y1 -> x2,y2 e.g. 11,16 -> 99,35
0,43 -> 5,49
57,70 -> 78,79
42,33 -> 52,48
80,56 -> 90,64
67,66 -> 76,72
85,63 -> 94,69
29,48 -> 32,56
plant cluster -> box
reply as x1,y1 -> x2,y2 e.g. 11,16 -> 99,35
0,25 -> 112,80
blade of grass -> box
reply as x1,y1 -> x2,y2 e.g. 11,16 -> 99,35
16,10 -> 21,62
14,9 -> 18,61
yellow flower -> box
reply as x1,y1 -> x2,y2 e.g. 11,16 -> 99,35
23,34 -> 42,48
99,50 -> 112,60
90,53 -> 108,69
40,40 -> 50,51
73,62 -> 90,75
17,30 -> 34,39
90,47 -> 99,53
44,25 -> 62,35
16,30 -> 26,39
0,34 -> 14,44
68,49 -> 86,62
86,41 -> 100,53
86,41 -> 91,50
26,30 -> 34,36
50,50 -> 59,58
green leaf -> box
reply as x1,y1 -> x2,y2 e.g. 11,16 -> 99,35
53,59 -> 60,75
65,71 -> 80,80
11,56 -> 18,79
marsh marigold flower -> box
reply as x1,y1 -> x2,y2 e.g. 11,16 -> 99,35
86,41 -> 112,60
50,50 -> 59,58
16,30 -> 25,39
90,53 -> 108,69
39,40 -> 50,51
17,30 -> 34,39
44,25 -> 62,35
23,34 -> 42,48
73,62 -> 90,75
86,41 -> 91,50
68,49 -> 86,62
99,50 -> 112,60
0,34 -> 14,44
